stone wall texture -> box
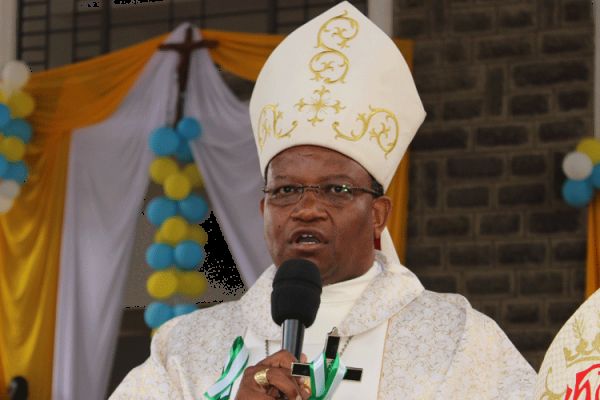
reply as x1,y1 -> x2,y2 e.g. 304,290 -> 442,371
395,0 -> 594,369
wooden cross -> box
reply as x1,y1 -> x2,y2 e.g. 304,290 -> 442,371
291,328 -> 363,382
158,26 -> 218,123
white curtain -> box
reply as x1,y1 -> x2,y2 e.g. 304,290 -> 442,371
186,29 -> 270,286
0,0 -> 17,67
52,24 -> 271,400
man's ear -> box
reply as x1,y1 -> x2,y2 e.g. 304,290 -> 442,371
259,197 -> 265,217
372,196 -> 392,240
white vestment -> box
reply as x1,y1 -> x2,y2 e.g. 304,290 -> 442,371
110,252 -> 536,399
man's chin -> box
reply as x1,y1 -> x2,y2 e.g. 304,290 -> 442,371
277,246 -> 328,269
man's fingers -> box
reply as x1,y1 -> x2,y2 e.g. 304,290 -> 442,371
300,353 -> 308,363
235,351 -> 308,400
262,367 -> 304,400
258,349 -> 298,371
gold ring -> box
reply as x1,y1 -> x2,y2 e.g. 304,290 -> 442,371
303,377 -> 311,392
254,368 -> 270,387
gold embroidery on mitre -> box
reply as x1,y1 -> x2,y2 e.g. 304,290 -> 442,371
332,106 -> 400,158
309,10 -> 359,84
295,86 -> 345,126
538,314 -> 600,400
539,368 -> 566,400
257,104 -> 298,151
563,316 -> 600,368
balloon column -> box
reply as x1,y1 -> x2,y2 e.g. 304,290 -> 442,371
0,61 -> 34,213
144,117 -> 210,331
561,137 -> 600,208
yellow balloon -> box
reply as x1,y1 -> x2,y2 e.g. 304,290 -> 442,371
187,225 -> 208,245
149,157 -> 179,184
160,216 -> 188,243
151,328 -> 157,337
0,88 -> 7,103
7,90 -> 35,118
576,138 -> 600,164
154,230 -> 166,244
1,136 -> 25,161
147,269 -> 178,299
164,173 -> 191,200
182,163 -> 204,189
177,270 -> 208,298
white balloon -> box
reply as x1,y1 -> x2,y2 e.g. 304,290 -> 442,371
2,61 -> 31,91
0,195 -> 13,213
0,180 -> 21,199
562,151 -> 593,180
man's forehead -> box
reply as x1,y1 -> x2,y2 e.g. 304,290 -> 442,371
273,145 -> 345,159
266,145 -> 370,179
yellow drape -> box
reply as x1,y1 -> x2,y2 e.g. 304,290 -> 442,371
586,194 -> 600,298
386,39 -> 413,264
0,29 -> 413,399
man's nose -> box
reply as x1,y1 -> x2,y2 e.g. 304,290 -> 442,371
291,189 -> 327,220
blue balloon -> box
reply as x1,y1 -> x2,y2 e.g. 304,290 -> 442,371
4,161 -> 28,183
0,155 -> 7,177
145,196 -> 177,226
173,303 -> 198,317
590,164 -> 600,189
562,179 -> 594,208
145,243 -> 175,270
178,194 -> 209,223
174,141 -> 194,163
4,119 -> 33,143
149,127 -> 180,156
176,117 -> 202,140
0,104 -> 10,128
144,302 -> 174,329
174,240 -> 205,270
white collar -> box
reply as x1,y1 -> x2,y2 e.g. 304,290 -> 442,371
240,251 -> 425,340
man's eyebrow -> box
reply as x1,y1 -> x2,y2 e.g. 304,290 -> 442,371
320,174 -> 355,181
271,174 -> 358,182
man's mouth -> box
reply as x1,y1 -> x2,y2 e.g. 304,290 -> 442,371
290,230 -> 327,246
296,233 -> 321,244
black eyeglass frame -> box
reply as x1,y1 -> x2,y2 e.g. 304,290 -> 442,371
261,183 -> 383,206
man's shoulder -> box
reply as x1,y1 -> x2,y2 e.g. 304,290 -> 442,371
408,289 -> 513,344
152,300 -> 245,356
167,300 -> 243,334
391,288 -> 499,334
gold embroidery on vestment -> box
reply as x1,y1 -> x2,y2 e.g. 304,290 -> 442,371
563,316 -> 600,367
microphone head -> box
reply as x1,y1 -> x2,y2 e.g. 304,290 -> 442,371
271,259 -> 322,327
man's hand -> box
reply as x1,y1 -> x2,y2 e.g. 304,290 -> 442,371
235,350 -> 311,400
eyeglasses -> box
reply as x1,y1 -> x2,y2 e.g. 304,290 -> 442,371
262,183 -> 382,207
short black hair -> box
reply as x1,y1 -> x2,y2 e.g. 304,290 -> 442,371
370,175 -> 384,197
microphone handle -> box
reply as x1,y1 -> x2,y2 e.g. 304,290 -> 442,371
282,319 -> 304,360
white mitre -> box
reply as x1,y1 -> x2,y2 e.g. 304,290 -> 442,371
249,1 -> 425,191
534,289 -> 600,399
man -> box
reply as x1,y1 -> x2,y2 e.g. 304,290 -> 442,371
111,2 -> 536,398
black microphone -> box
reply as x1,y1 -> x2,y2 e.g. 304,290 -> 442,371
271,259 -> 322,360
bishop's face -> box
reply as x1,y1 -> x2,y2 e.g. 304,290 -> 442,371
260,145 -> 391,285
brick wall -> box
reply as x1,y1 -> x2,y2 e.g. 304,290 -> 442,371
396,0 -> 593,369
